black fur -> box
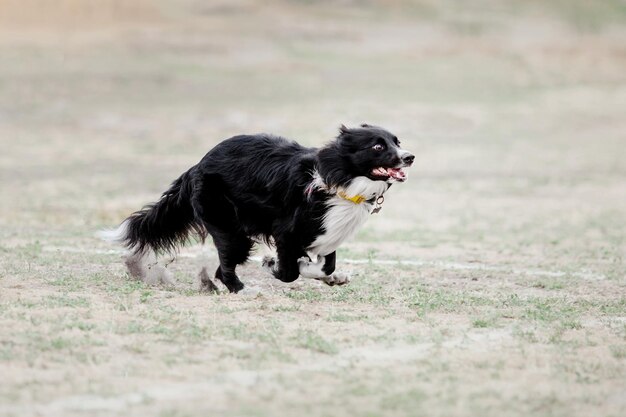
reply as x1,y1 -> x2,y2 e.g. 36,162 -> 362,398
112,124 -> 412,293
122,170 -> 206,254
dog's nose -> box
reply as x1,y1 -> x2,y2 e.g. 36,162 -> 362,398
402,153 -> 415,165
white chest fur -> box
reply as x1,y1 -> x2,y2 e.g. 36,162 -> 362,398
306,176 -> 388,259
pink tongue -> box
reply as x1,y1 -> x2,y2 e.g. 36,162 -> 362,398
387,168 -> 406,181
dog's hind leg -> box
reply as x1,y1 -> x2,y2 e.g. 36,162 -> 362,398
196,243 -> 219,293
123,250 -> 176,286
192,177 -> 253,293
211,231 -> 253,293
198,266 -> 219,293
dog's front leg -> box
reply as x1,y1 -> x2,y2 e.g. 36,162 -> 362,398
297,252 -> 351,286
261,241 -> 301,283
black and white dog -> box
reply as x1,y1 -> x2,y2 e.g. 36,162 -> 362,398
100,124 -> 413,293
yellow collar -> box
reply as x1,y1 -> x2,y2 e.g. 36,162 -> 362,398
337,191 -> 367,204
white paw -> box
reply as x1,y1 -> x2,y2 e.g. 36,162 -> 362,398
298,256 -> 327,279
155,266 -> 177,287
123,253 -> 177,287
297,256 -> 310,268
318,272 -> 351,286
198,267 -> 219,293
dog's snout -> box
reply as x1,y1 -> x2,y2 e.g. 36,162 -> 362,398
402,153 -> 415,165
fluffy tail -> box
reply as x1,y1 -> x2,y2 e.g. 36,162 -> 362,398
97,170 -> 204,254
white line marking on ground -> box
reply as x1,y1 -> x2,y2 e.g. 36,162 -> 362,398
42,246 -> 607,280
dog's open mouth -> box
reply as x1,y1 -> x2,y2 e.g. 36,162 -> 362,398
371,167 -> 407,182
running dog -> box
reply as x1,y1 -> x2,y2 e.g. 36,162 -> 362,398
99,124 -> 414,292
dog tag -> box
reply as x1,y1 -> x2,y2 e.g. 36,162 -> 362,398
371,195 -> 384,214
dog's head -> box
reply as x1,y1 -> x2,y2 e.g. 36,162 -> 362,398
337,124 -> 414,183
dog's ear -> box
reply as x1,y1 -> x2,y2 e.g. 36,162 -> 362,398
360,123 -> 371,128
337,124 -> 361,148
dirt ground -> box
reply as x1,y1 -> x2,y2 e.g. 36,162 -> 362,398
1,1 -> 625,416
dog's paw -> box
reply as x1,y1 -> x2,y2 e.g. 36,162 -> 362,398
198,267 -> 219,294
124,253 -> 147,281
299,256 -> 328,279
156,267 -> 177,287
319,272 -> 351,286
298,255 -> 322,268
297,256 -> 314,272
124,253 -> 177,287
262,255 -> 277,274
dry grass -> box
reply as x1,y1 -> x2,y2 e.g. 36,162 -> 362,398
1,1 -> 625,416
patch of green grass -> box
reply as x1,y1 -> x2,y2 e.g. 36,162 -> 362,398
181,322 -> 215,342
599,297 -> 626,315
49,337 -> 73,350
220,344 -> 294,365
328,313 -> 363,322
554,360 -> 617,385
272,304 -> 301,312
549,327 -> 571,346
514,327 -> 539,344
0,343 -> 15,361
610,345 -> 626,359
116,320 -> 148,335
544,0 -> 626,32
106,279 -> 147,296
560,319 -> 583,330
46,273 -> 85,290
22,333 -> 86,354
12,299 -> 37,308
521,298 -> 579,323
42,294 -> 91,308
294,330 -> 338,355
405,286 -> 492,315
159,410 -> 196,417
221,322 -> 258,341
115,312 -> 215,343
285,287 -> 327,302
531,279 -> 565,290
472,315 -> 499,328
16,241 -> 43,259
379,388 -> 427,411
59,319 -> 97,332
139,289 -> 153,303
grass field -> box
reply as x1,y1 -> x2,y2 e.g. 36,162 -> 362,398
1,1 -> 625,416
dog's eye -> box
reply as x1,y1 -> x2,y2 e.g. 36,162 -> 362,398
372,144 -> 385,151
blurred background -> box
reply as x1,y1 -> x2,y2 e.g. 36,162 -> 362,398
1,2 -> 626,416
1,0 -> 624,275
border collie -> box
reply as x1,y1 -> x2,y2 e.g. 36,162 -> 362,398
99,124 -> 414,293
